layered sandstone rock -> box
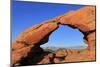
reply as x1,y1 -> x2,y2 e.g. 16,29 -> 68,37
12,22 -> 59,65
12,6 -> 96,66
58,6 -> 95,32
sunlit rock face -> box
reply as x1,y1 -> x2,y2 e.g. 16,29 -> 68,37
58,6 -> 95,32
12,22 -> 59,65
12,6 -> 96,66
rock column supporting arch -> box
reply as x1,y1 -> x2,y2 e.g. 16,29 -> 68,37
12,6 -> 96,65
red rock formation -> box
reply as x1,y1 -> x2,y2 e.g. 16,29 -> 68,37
86,32 -> 96,51
59,6 -> 95,32
37,53 -> 54,64
12,6 -> 96,66
54,58 -> 62,63
58,6 -> 96,51
12,22 -> 59,65
55,49 -> 68,57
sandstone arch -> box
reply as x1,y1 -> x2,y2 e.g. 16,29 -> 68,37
12,6 -> 96,66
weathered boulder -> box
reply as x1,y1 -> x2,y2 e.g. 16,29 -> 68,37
37,53 -> 54,64
55,49 -> 68,57
53,58 -> 62,63
12,45 -> 34,65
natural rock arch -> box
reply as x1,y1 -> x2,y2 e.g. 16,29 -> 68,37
12,6 -> 96,66
40,24 -> 86,48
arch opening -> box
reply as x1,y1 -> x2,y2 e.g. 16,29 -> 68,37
41,25 -> 88,51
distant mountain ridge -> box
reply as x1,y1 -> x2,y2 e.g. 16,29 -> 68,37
41,45 -> 88,52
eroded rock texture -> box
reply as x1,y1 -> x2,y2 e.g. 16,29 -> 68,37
12,22 -> 59,65
12,6 -> 96,66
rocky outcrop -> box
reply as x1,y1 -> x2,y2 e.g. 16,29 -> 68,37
58,6 -> 96,51
55,49 -> 68,57
58,6 -> 95,32
12,6 -> 96,66
37,53 -> 54,64
86,32 -> 96,51
12,22 -> 59,65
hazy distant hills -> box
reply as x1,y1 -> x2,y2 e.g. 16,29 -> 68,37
41,45 -> 88,52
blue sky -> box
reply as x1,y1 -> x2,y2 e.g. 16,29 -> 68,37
12,1 -> 87,48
